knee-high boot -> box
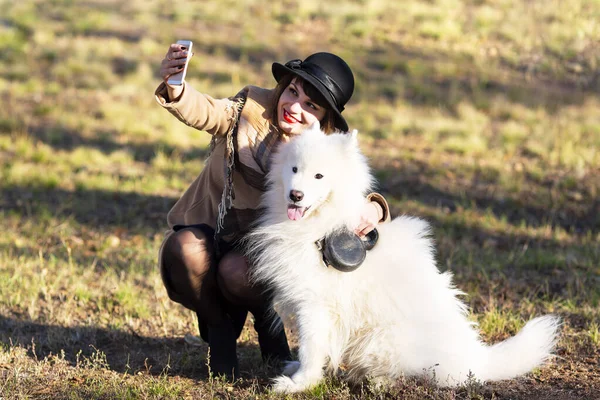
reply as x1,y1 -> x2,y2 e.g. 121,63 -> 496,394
199,300 -> 248,379
250,304 -> 292,365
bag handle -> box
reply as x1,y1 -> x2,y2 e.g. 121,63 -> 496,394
363,228 -> 379,251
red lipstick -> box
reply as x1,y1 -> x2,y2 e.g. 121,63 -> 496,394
283,109 -> 299,124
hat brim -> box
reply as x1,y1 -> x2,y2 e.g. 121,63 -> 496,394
272,62 -> 348,131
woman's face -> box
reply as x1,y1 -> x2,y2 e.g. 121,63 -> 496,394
277,79 -> 327,135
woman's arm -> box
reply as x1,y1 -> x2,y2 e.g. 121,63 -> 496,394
366,193 -> 390,223
354,193 -> 391,237
155,82 -> 244,136
155,43 -> 243,136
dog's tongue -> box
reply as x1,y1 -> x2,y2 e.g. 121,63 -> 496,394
287,205 -> 305,221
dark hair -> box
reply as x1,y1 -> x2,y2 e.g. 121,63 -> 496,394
270,74 -> 337,134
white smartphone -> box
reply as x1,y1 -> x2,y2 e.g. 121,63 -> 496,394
167,40 -> 193,86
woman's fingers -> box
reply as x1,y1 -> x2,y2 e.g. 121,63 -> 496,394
165,43 -> 190,60
353,202 -> 380,238
162,57 -> 187,70
163,52 -> 190,66
160,46 -> 192,82
167,49 -> 189,60
361,225 -> 375,237
160,60 -> 185,81
161,66 -> 185,81
354,223 -> 374,238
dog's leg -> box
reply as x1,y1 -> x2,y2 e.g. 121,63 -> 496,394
272,307 -> 331,393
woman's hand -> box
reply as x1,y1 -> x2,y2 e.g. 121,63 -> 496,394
160,43 -> 193,100
354,201 -> 382,238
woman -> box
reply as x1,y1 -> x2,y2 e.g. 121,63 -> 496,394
156,44 -> 390,378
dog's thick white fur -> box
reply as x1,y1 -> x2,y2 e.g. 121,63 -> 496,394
244,123 -> 560,393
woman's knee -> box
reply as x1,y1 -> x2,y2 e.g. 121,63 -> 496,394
160,228 -> 220,313
217,253 -> 264,305
217,253 -> 249,291
162,228 -> 213,277
218,253 -> 268,308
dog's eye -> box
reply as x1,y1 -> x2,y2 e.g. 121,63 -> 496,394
315,173 -> 323,179
292,167 -> 298,173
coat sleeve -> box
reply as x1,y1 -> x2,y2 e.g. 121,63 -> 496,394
155,82 -> 246,136
367,192 -> 391,223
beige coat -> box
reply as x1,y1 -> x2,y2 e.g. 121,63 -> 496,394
154,82 -> 390,246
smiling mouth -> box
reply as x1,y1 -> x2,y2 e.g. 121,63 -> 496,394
287,204 -> 310,221
283,109 -> 299,124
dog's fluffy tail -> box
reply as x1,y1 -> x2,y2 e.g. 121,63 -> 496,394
479,315 -> 560,382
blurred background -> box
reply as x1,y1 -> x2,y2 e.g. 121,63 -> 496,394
0,0 -> 598,398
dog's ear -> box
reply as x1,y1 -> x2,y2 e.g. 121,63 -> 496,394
302,121 -> 325,140
347,129 -> 359,147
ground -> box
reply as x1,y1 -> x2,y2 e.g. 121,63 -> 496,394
0,0 -> 599,399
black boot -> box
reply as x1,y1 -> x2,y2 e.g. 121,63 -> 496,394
251,306 -> 292,365
200,303 -> 247,379
206,317 -> 239,379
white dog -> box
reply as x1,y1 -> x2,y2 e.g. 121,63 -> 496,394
245,123 -> 560,393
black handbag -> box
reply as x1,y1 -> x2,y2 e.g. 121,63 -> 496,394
316,228 -> 379,272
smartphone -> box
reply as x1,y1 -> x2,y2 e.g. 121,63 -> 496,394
167,40 -> 193,86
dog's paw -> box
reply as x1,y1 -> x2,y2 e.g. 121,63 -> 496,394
282,360 -> 301,376
272,375 -> 302,393
271,372 -> 319,393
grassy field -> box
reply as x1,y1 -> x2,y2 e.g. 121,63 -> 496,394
1,0 -> 599,398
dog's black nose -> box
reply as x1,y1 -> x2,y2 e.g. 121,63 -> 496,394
289,190 -> 304,202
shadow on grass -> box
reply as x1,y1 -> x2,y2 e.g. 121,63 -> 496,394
3,181 -> 599,303
23,1 -> 600,113
0,315 -> 264,380
360,43 -> 597,112
280,42 -> 598,114
199,40 -> 600,114
2,153 -> 598,238
1,184 -> 177,232
378,171 -> 600,236
203,42 -> 281,68
3,124 -> 210,164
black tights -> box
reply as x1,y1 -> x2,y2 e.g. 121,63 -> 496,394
161,227 -> 266,326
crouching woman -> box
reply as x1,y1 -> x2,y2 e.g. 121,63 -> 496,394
155,46 -> 390,378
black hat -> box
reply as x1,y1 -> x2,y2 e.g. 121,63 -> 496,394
272,52 -> 354,131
